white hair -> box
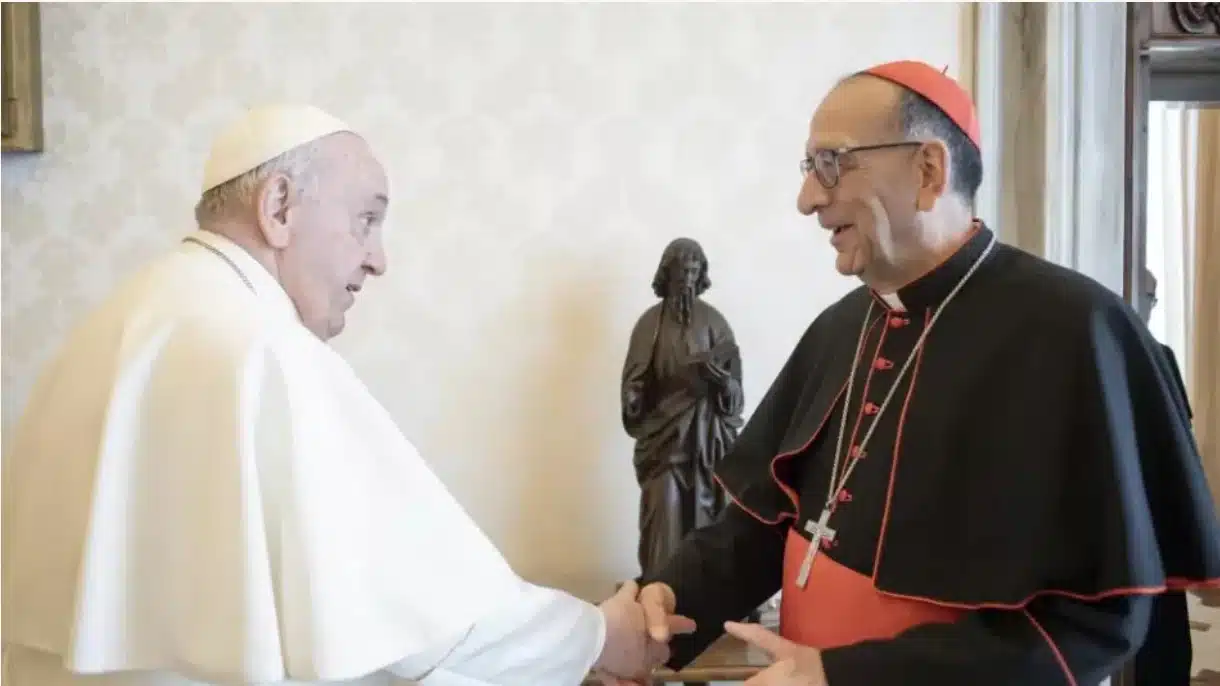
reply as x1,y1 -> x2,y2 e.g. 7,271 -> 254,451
913,190 -> 973,245
869,192 -> 971,269
866,195 -> 896,259
193,142 -> 319,226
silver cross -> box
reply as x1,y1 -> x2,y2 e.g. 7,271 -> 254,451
795,509 -> 836,588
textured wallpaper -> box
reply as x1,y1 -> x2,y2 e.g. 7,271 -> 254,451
1,2 -> 964,596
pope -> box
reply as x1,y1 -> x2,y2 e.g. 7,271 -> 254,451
1,105 -> 693,686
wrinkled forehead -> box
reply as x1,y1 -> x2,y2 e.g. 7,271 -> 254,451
807,76 -> 901,151
340,134 -> 388,187
319,132 -> 389,202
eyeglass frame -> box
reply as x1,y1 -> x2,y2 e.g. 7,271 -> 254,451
800,141 -> 924,190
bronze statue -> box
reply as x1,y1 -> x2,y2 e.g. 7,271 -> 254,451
621,237 -> 744,578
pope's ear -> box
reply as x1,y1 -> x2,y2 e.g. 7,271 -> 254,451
255,173 -> 295,249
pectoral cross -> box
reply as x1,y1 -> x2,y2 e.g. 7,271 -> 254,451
795,509 -> 836,589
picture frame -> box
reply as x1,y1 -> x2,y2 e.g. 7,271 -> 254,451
2,2 -> 44,153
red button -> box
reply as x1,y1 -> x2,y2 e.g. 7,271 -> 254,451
863,401 -> 879,415
838,489 -> 853,503
889,316 -> 909,328
874,357 -> 894,370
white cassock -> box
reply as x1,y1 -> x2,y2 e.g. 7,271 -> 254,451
1,230 -> 605,686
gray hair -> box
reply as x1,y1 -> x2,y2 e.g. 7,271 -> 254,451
194,142 -> 319,226
895,89 -> 983,202
833,72 -> 985,204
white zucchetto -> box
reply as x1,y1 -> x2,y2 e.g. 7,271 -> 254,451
200,104 -> 352,192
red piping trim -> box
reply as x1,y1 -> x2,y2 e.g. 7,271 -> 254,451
719,307 -> 1220,603
1024,608 -> 1077,686
713,380 -> 845,528
868,578 -> 1220,610
871,308 -> 929,585
715,313 -> 886,526
868,307 -> 1220,607
716,474 -> 782,525
831,319 -> 889,511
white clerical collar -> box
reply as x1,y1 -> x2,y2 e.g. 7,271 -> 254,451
183,230 -> 300,321
879,292 -> 906,312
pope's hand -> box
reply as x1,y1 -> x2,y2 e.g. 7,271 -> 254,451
595,580 -> 696,682
724,621 -> 827,686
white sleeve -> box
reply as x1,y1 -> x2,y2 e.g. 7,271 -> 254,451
386,583 -> 606,686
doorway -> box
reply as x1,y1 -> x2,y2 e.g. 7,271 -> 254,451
1122,3 -> 1220,685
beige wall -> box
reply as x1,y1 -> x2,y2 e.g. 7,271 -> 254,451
0,2 -> 968,600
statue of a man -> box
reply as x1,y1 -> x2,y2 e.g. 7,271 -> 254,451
620,237 -> 745,578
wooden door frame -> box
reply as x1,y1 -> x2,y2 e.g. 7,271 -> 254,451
1117,5 -> 1220,685
1122,4 -> 1151,320
1123,2 -> 1220,315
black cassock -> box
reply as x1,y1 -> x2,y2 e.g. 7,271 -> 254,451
642,225 -> 1220,685
1133,343 -> 1196,686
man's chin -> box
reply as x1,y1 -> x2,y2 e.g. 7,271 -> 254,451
834,253 -> 867,278
322,312 -> 347,341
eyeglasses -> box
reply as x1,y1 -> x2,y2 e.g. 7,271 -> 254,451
800,142 -> 923,189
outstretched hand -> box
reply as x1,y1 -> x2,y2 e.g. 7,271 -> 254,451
724,622 -> 827,686
594,581 -> 697,685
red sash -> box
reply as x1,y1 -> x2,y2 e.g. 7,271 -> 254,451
779,529 -> 962,648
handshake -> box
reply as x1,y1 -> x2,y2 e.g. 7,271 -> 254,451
591,581 -> 828,686
591,581 -> 694,684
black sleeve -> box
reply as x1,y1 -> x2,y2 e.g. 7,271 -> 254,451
1132,591 -> 1193,685
819,593 -> 1153,685
640,503 -> 787,669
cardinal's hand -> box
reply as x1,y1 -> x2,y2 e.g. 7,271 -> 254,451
724,621 -> 827,686
594,581 -> 696,685
638,582 -> 683,642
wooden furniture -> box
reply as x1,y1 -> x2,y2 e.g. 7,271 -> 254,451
1194,669 -> 1220,686
650,633 -> 771,684
582,632 -> 772,685
2,1 -> 43,153
1197,588 -> 1220,607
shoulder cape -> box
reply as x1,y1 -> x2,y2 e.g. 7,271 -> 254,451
2,238 -> 528,683
716,246 -> 1220,608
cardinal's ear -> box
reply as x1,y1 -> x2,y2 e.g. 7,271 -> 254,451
913,141 -> 949,212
